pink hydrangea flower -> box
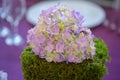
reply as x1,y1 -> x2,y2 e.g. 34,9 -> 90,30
32,47 -> 39,55
56,40 -> 64,53
54,53 -> 66,62
72,10 -> 83,25
45,43 -> 54,52
62,28 -> 71,39
27,27 -> 36,43
46,37 -> 54,43
41,6 -> 57,24
41,10 -> 51,24
39,47 -> 45,58
65,46 -> 73,54
38,35 -> 46,44
67,54 -> 78,63
67,56 -> 75,62
51,25 -> 60,35
27,5 -> 96,63
76,37 -> 89,47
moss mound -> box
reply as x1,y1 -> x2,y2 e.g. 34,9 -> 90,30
21,38 -> 110,80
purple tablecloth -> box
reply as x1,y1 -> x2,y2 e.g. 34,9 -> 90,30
0,1 -> 120,80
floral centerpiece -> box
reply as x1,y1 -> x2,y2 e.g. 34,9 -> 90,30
21,5 -> 110,80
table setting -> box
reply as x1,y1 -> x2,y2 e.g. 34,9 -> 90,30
0,0 -> 120,80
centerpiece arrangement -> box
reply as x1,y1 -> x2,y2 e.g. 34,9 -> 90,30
21,5 -> 110,80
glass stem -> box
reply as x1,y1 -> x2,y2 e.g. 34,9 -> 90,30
11,20 -> 19,36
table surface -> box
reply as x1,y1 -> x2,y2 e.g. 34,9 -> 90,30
0,0 -> 120,80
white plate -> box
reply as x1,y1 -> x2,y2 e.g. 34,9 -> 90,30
26,0 -> 106,28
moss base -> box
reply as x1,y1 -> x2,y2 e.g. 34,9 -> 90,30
20,38 -> 110,80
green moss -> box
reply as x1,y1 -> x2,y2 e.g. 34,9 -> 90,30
20,38 -> 111,80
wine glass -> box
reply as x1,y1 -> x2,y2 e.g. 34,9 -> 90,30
103,0 -> 120,34
5,0 -> 26,46
0,70 -> 8,80
0,0 -> 11,37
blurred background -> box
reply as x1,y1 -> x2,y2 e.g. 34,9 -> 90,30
0,0 -> 120,80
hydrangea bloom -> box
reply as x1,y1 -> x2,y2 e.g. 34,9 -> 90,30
27,5 -> 96,63
56,40 -> 64,53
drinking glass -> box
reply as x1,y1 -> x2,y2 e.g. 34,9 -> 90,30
5,0 -> 26,46
0,70 -> 8,80
0,0 -> 11,37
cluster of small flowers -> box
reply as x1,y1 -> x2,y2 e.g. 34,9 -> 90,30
27,5 -> 96,63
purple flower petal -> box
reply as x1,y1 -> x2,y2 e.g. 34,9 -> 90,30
51,25 -> 60,35
54,53 -> 65,62
32,47 -> 39,55
62,29 -> 71,39
38,35 -> 46,44
45,43 -> 54,52
56,40 -> 64,53
72,10 -> 83,25
39,47 -> 45,58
